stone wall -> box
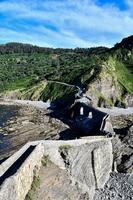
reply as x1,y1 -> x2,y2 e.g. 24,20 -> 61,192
0,137 -> 113,200
0,143 -> 33,177
0,143 -> 44,200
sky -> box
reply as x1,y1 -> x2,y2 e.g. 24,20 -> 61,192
0,0 -> 133,48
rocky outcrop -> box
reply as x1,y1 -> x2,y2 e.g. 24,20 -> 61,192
85,58 -> 133,108
125,94 -> 133,107
0,103 -> 68,161
0,81 -> 47,101
116,125 -> 133,173
0,101 -> 132,199
104,111 -> 133,174
86,72 -> 120,107
66,140 -> 113,200
0,90 -> 22,100
114,35 -> 133,50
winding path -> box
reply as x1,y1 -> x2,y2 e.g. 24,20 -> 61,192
46,80 -> 84,96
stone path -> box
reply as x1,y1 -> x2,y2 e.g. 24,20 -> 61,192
99,107 -> 133,116
34,162 -> 88,200
0,99 -> 50,109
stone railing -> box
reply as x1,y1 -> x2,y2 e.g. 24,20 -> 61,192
0,143 -> 44,200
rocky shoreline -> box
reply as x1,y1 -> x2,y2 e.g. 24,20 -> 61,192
0,100 -> 132,173
0,102 -> 68,161
0,99 -> 133,199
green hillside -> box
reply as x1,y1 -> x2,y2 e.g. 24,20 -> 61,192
0,36 -> 133,106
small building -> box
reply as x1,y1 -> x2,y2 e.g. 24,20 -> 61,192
67,102 -> 114,136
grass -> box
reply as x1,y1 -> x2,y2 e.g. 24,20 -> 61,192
25,155 -> 52,200
41,155 -> 51,167
115,60 -> 133,94
59,145 -> 72,155
59,145 -> 72,166
98,95 -> 106,107
21,81 -> 47,100
25,175 -> 40,200
4,77 -> 34,91
42,82 -> 77,104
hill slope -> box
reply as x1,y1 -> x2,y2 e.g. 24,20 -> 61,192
0,36 -> 133,107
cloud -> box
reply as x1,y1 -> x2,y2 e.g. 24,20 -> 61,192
126,0 -> 133,12
126,0 -> 133,6
0,0 -> 133,47
0,27 -> 51,47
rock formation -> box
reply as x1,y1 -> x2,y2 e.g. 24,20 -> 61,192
0,138 -> 113,200
0,100 -> 132,200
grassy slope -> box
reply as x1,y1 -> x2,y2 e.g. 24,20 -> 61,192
0,42 -> 132,105
4,77 -> 34,91
0,51 -> 101,102
112,48 -> 133,94
107,55 -> 133,94
115,60 -> 133,93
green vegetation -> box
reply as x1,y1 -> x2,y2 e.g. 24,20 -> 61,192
41,155 -> 51,167
4,77 -> 34,91
106,55 -> 133,94
115,60 -> 133,93
0,44 -> 102,103
59,145 -> 72,154
25,175 -> 40,200
21,81 -> 47,100
0,35 -> 133,106
59,145 -> 72,166
98,95 -> 106,107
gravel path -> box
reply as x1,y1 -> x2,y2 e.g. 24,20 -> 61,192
1,99 -> 133,115
98,107 -> 133,116
0,99 -> 51,109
